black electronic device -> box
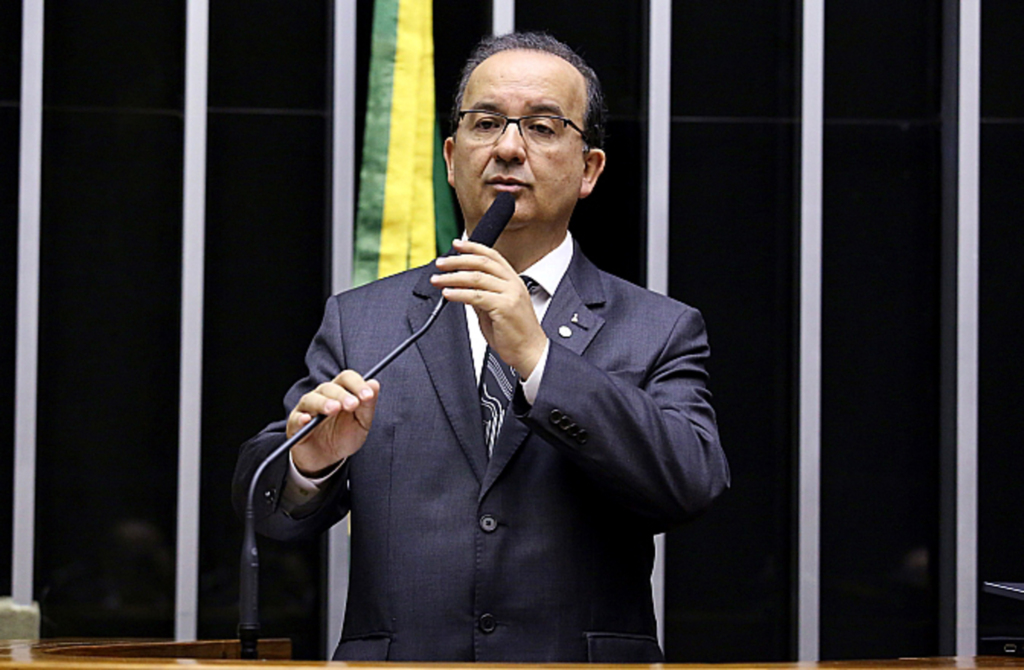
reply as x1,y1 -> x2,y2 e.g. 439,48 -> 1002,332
980,582 -> 1024,656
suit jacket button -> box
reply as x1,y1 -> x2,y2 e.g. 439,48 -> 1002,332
479,613 -> 497,634
559,416 -> 572,430
576,429 -> 588,444
549,409 -> 563,424
567,425 -> 580,437
264,489 -> 276,505
479,514 -> 498,533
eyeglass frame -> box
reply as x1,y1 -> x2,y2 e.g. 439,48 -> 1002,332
456,109 -> 591,151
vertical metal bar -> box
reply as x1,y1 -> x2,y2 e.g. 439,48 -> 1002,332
938,0 -> 960,655
956,0 -> 980,657
798,0 -> 825,661
651,533 -> 666,648
492,0 -> 514,36
647,0 -> 672,648
13,0 -> 44,607
646,0 -> 670,298
332,0 -> 355,295
175,0 -> 209,641
326,0 -> 357,658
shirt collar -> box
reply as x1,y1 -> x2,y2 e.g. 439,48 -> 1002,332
519,230 -> 573,298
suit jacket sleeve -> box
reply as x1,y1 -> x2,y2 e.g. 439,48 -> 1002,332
232,297 -> 353,541
514,301 -> 728,530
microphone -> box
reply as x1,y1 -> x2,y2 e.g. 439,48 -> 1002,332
461,190 -> 516,248
238,192 -> 516,659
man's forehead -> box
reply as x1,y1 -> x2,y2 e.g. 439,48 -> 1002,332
464,49 -> 586,116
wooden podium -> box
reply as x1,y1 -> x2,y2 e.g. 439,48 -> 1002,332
4,639 -> 1024,669
0,639 -> 290,669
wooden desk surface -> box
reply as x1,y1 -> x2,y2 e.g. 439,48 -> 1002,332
4,640 -> 1024,670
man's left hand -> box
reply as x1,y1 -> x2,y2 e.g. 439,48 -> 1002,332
431,238 -> 547,379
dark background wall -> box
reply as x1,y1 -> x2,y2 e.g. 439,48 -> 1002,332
665,0 -> 796,661
32,0 -> 185,638
819,0 -> 943,658
978,0 -> 1024,648
196,1 -> 332,657
1,0 -> 1019,662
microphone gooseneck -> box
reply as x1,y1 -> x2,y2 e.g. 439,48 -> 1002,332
238,192 -> 516,659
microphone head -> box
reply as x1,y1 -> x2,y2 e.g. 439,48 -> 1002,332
467,192 -> 516,248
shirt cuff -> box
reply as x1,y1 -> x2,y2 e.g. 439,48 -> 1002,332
281,451 -> 345,512
520,339 -> 550,406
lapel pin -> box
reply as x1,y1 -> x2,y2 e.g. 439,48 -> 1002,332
571,313 -> 579,324
558,325 -> 572,338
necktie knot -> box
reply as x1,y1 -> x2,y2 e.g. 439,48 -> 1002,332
520,275 -> 541,295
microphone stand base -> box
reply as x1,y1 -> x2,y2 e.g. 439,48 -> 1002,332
238,624 -> 260,660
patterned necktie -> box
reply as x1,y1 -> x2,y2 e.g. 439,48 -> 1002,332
480,345 -> 516,458
479,276 -> 540,458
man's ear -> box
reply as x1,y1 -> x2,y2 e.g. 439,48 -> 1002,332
443,136 -> 457,187
578,148 -> 606,199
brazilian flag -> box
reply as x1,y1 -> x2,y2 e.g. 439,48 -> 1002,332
353,0 -> 459,286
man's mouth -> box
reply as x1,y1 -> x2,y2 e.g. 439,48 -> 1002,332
487,176 -> 527,191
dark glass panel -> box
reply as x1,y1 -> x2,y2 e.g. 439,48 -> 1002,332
665,120 -> 796,662
824,0 -> 941,120
515,0 -> 644,118
208,0 -> 329,110
571,118 -> 643,286
35,109 -> 183,636
0,0 -> 20,102
433,1 -> 490,130
199,112 -> 328,660
977,123 -> 1024,642
503,2 -> 646,282
428,1 -> 490,239
0,106 -> 17,598
353,0 -> 375,229
819,122 -> 941,659
981,2 -> 1024,118
671,0 -> 797,119
43,1 -> 184,110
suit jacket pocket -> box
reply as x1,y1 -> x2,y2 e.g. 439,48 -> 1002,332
585,631 -> 663,663
332,633 -> 391,661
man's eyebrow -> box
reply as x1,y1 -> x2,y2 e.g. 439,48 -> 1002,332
524,102 -> 566,116
465,100 -> 569,116
467,100 -> 503,112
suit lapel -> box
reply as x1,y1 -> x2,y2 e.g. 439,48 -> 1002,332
480,245 -> 607,497
410,266 -> 488,484
537,255 -> 606,357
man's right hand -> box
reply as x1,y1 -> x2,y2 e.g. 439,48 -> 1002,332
287,370 -> 380,476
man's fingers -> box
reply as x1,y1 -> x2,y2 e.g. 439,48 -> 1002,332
450,237 -> 504,258
352,379 -> 381,430
289,374 -> 376,425
430,269 -> 506,294
287,391 -> 337,439
286,374 -> 380,449
435,246 -> 511,275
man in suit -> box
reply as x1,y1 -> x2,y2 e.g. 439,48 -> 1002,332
234,32 -> 729,663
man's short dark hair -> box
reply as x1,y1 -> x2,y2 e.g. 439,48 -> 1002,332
450,32 -> 607,150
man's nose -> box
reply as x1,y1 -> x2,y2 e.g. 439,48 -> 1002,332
493,121 -> 527,162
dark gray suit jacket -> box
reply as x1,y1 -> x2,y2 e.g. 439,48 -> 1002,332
233,244 -> 729,663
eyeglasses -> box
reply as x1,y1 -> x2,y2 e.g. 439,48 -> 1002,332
457,110 -> 589,149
